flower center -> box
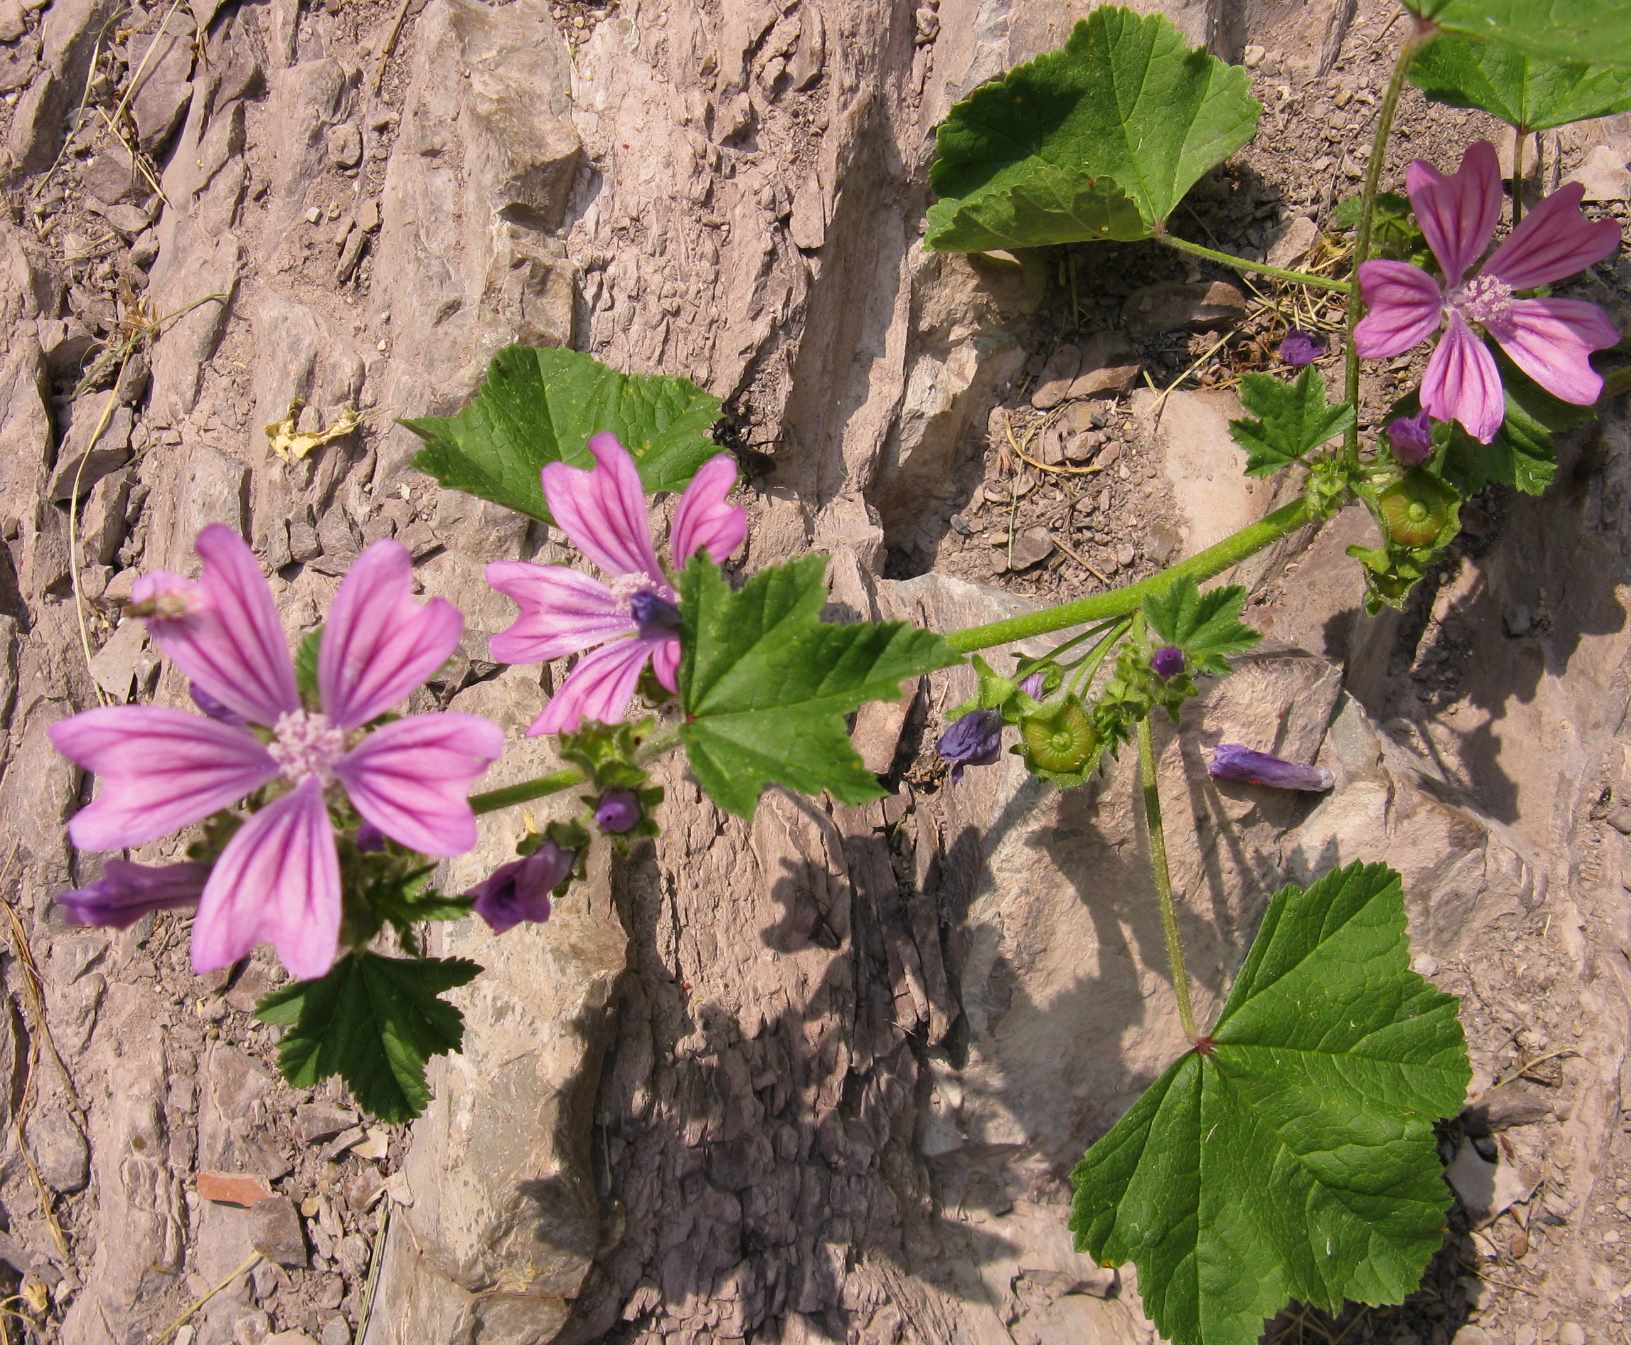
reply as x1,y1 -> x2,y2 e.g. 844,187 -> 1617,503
608,574 -> 681,637
1449,273 -> 1515,330
268,710 -> 346,785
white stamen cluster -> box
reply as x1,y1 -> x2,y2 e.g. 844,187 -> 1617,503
269,710 -> 346,785
1450,273 -> 1515,330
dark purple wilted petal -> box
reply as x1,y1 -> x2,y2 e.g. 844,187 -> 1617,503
190,682 -> 248,726
1387,410 -> 1434,466
470,843 -> 574,934
1019,673 -> 1046,699
1152,646 -> 1186,680
630,590 -> 683,639
355,821 -> 386,853
58,860 -> 211,929
595,790 -> 642,835
1278,330 -> 1326,368
1209,743 -> 1333,793
938,709 -> 1002,783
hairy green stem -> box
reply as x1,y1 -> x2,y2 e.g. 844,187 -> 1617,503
1138,716 -> 1198,1042
945,499 -> 1311,654
468,728 -> 683,816
1343,31 -> 1423,466
1511,126 -> 1526,228
1156,231 -> 1350,293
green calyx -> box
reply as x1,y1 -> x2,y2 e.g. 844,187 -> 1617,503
1020,696 -> 1101,779
1378,471 -> 1460,548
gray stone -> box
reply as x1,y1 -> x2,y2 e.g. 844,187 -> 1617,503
1065,331 -> 1140,399
88,618 -> 157,700
1029,342 -> 1081,410
320,1321 -> 351,1345
1123,279 -> 1248,337
48,405 -> 134,501
0,0 -> 26,41
1265,215 -> 1319,269
1564,143 -> 1631,203
249,1197 -> 308,1269
295,1103 -> 357,1144
1004,527 -> 1055,571
326,123 -> 362,169
81,149 -> 148,206
24,1098 -> 90,1192
129,13 -> 194,151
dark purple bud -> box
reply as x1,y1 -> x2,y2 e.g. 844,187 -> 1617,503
1278,330 -> 1326,368
1386,409 -> 1434,466
595,789 -> 642,835
469,843 -> 574,935
190,682 -> 247,726
1019,672 -> 1046,699
58,860 -> 211,929
630,590 -> 683,639
1208,743 -> 1334,793
355,822 -> 387,853
937,709 -> 1002,783
1152,646 -> 1186,680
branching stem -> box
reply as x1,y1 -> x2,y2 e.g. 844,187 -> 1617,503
468,728 -> 682,816
1156,231 -> 1350,293
1138,716 -> 1198,1042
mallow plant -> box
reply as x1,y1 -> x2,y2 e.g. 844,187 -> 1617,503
49,4 -> 1630,1342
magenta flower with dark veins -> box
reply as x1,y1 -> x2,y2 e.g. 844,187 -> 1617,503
1387,409 -> 1435,466
49,527 -> 505,980
1209,743 -> 1333,793
487,433 -> 747,735
59,860 -> 212,929
595,789 -> 642,835
1356,140 -> 1620,444
470,842 -> 574,934
1278,330 -> 1326,368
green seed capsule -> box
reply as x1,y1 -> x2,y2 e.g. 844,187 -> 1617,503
1378,471 -> 1458,548
1020,697 -> 1099,773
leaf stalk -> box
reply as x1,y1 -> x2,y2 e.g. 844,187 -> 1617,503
1155,231 -> 1351,293
1138,715 -> 1199,1042
468,728 -> 682,816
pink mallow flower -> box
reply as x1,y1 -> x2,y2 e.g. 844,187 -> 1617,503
49,526 -> 504,980
487,432 -> 747,735
1355,140 -> 1621,444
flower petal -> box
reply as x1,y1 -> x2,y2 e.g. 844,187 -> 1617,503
541,432 -> 665,582
1485,182 -> 1622,291
335,713 -> 505,856
670,454 -> 747,566
649,635 -> 681,694
486,561 -> 634,664
319,539 -> 464,730
1422,312 -> 1506,444
1495,298 -> 1621,406
192,778 -> 341,980
1209,744 -> 1333,792
142,526 -> 299,726
530,637 -> 653,735
1406,140 -> 1501,287
50,706 -> 276,850
1355,261 -> 1444,358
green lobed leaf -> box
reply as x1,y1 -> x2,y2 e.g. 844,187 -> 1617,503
925,7 -> 1261,252
1442,357 -> 1586,497
1408,1 -> 1631,71
256,953 -> 481,1123
1228,367 -> 1356,477
293,627 -> 322,706
1070,862 -> 1470,1345
1409,31 -> 1631,130
405,345 -> 724,524
677,554 -> 962,818
1141,576 -> 1259,677
1330,192 -> 1429,266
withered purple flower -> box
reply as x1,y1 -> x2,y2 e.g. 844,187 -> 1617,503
938,710 -> 1002,783
1209,743 -> 1333,793
1278,330 -> 1326,367
58,860 -> 212,929
470,842 -> 574,934
1152,646 -> 1186,680
1387,409 -> 1435,466
595,790 -> 642,835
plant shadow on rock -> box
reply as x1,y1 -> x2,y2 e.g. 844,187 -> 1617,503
1341,417 -> 1631,828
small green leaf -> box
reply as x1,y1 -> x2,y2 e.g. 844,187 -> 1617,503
1142,576 -> 1259,677
294,627 -> 322,706
1228,368 -> 1356,477
1070,863 -> 1470,1345
1442,358 -> 1585,497
255,953 -> 481,1123
405,345 -> 724,523
1409,1 -> 1631,71
1330,192 -> 1429,265
925,7 -> 1261,252
677,555 -> 962,818
1409,32 -> 1631,130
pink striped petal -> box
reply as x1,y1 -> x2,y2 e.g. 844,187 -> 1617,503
486,561 -> 634,664
335,713 -> 505,857
192,778 -> 340,980
1355,262 -> 1444,358
142,526 -> 299,727
530,637 -> 653,736
670,454 -> 747,566
650,635 -> 681,693
319,539 -> 463,731
1495,298 -> 1621,406
1406,141 -> 1501,288
541,432 -> 665,583
1485,182 -> 1622,291
50,707 -> 276,851
1422,313 -> 1505,444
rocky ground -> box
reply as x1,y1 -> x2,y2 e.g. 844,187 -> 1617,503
1,0 -> 1629,1342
